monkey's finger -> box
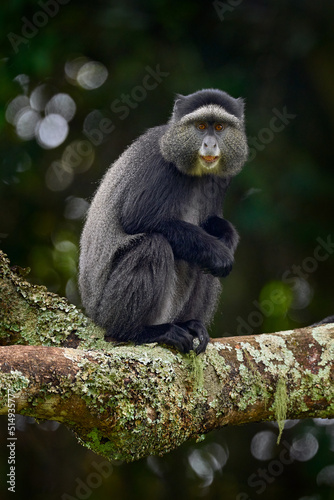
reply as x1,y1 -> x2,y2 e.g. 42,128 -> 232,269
177,320 -> 210,354
163,325 -> 195,353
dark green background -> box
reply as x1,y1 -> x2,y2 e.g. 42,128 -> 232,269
0,0 -> 334,498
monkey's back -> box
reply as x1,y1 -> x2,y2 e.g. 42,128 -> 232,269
78,134 -> 149,319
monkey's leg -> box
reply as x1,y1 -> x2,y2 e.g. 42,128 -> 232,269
97,234 -> 174,337
176,271 -> 221,325
98,234 -> 206,353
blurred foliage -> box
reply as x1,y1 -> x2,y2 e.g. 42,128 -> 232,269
1,0 -> 334,498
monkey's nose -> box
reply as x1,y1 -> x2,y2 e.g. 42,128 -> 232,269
203,136 -> 218,151
204,138 -> 217,148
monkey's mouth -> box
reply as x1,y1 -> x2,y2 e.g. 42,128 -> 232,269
201,155 -> 219,162
200,155 -> 220,168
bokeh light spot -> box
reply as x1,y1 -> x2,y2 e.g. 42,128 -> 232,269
37,114 -> 69,149
5,95 -> 30,125
45,93 -> 76,122
251,430 -> 277,460
16,109 -> 41,140
290,433 -> 319,462
76,61 -> 108,89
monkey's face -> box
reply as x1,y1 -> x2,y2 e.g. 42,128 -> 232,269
194,121 -> 226,174
160,104 -> 248,178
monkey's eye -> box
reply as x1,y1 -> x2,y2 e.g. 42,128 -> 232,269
215,123 -> 225,131
197,123 -> 207,131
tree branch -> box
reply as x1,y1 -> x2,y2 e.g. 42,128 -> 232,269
0,250 -> 333,462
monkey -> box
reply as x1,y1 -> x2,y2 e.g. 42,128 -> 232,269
311,315 -> 334,326
79,88 -> 248,354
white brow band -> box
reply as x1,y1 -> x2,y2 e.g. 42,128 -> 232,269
179,104 -> 241,127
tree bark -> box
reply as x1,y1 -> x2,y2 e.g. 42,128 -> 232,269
0,250 -> 333,462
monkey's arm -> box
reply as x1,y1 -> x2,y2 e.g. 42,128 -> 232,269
122,214 -> 234,278
155,220 -> 234,277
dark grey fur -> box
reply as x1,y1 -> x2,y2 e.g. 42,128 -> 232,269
79,89 -> 248,353
310,315 -> 334,326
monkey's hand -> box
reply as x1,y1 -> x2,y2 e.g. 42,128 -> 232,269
139,219 -> 235,279
202,216 -> 239,252
202,239 -> 234,278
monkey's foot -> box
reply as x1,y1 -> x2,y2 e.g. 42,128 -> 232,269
175,320 -> 210,354
133,321 -> 210,355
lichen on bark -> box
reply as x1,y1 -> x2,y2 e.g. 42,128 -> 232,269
0,249 -> 333,462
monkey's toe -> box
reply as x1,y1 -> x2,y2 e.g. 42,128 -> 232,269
176,320 -> 210,354
163,324 -> 196,353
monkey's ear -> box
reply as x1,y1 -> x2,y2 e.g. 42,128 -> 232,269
173,94 -> 185,110
174,93 -> 185,102
236,98 -> 245,120
171,94 -> 186,121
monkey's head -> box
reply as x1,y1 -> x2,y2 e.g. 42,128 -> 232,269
160,89 -> 248,177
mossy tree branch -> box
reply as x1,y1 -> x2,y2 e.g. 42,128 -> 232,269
0,250 -> 333,462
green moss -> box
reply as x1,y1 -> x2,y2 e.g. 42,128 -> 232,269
273,377 -> 288,444
237,363 -> 271,411
2,251 -> 334,461
0,249 -> 106,347
0,371 -> 30,409
58,345 -> 203,461
1,371 -> 29,391
82,429 -> 122,461
184,351 -> 204,392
